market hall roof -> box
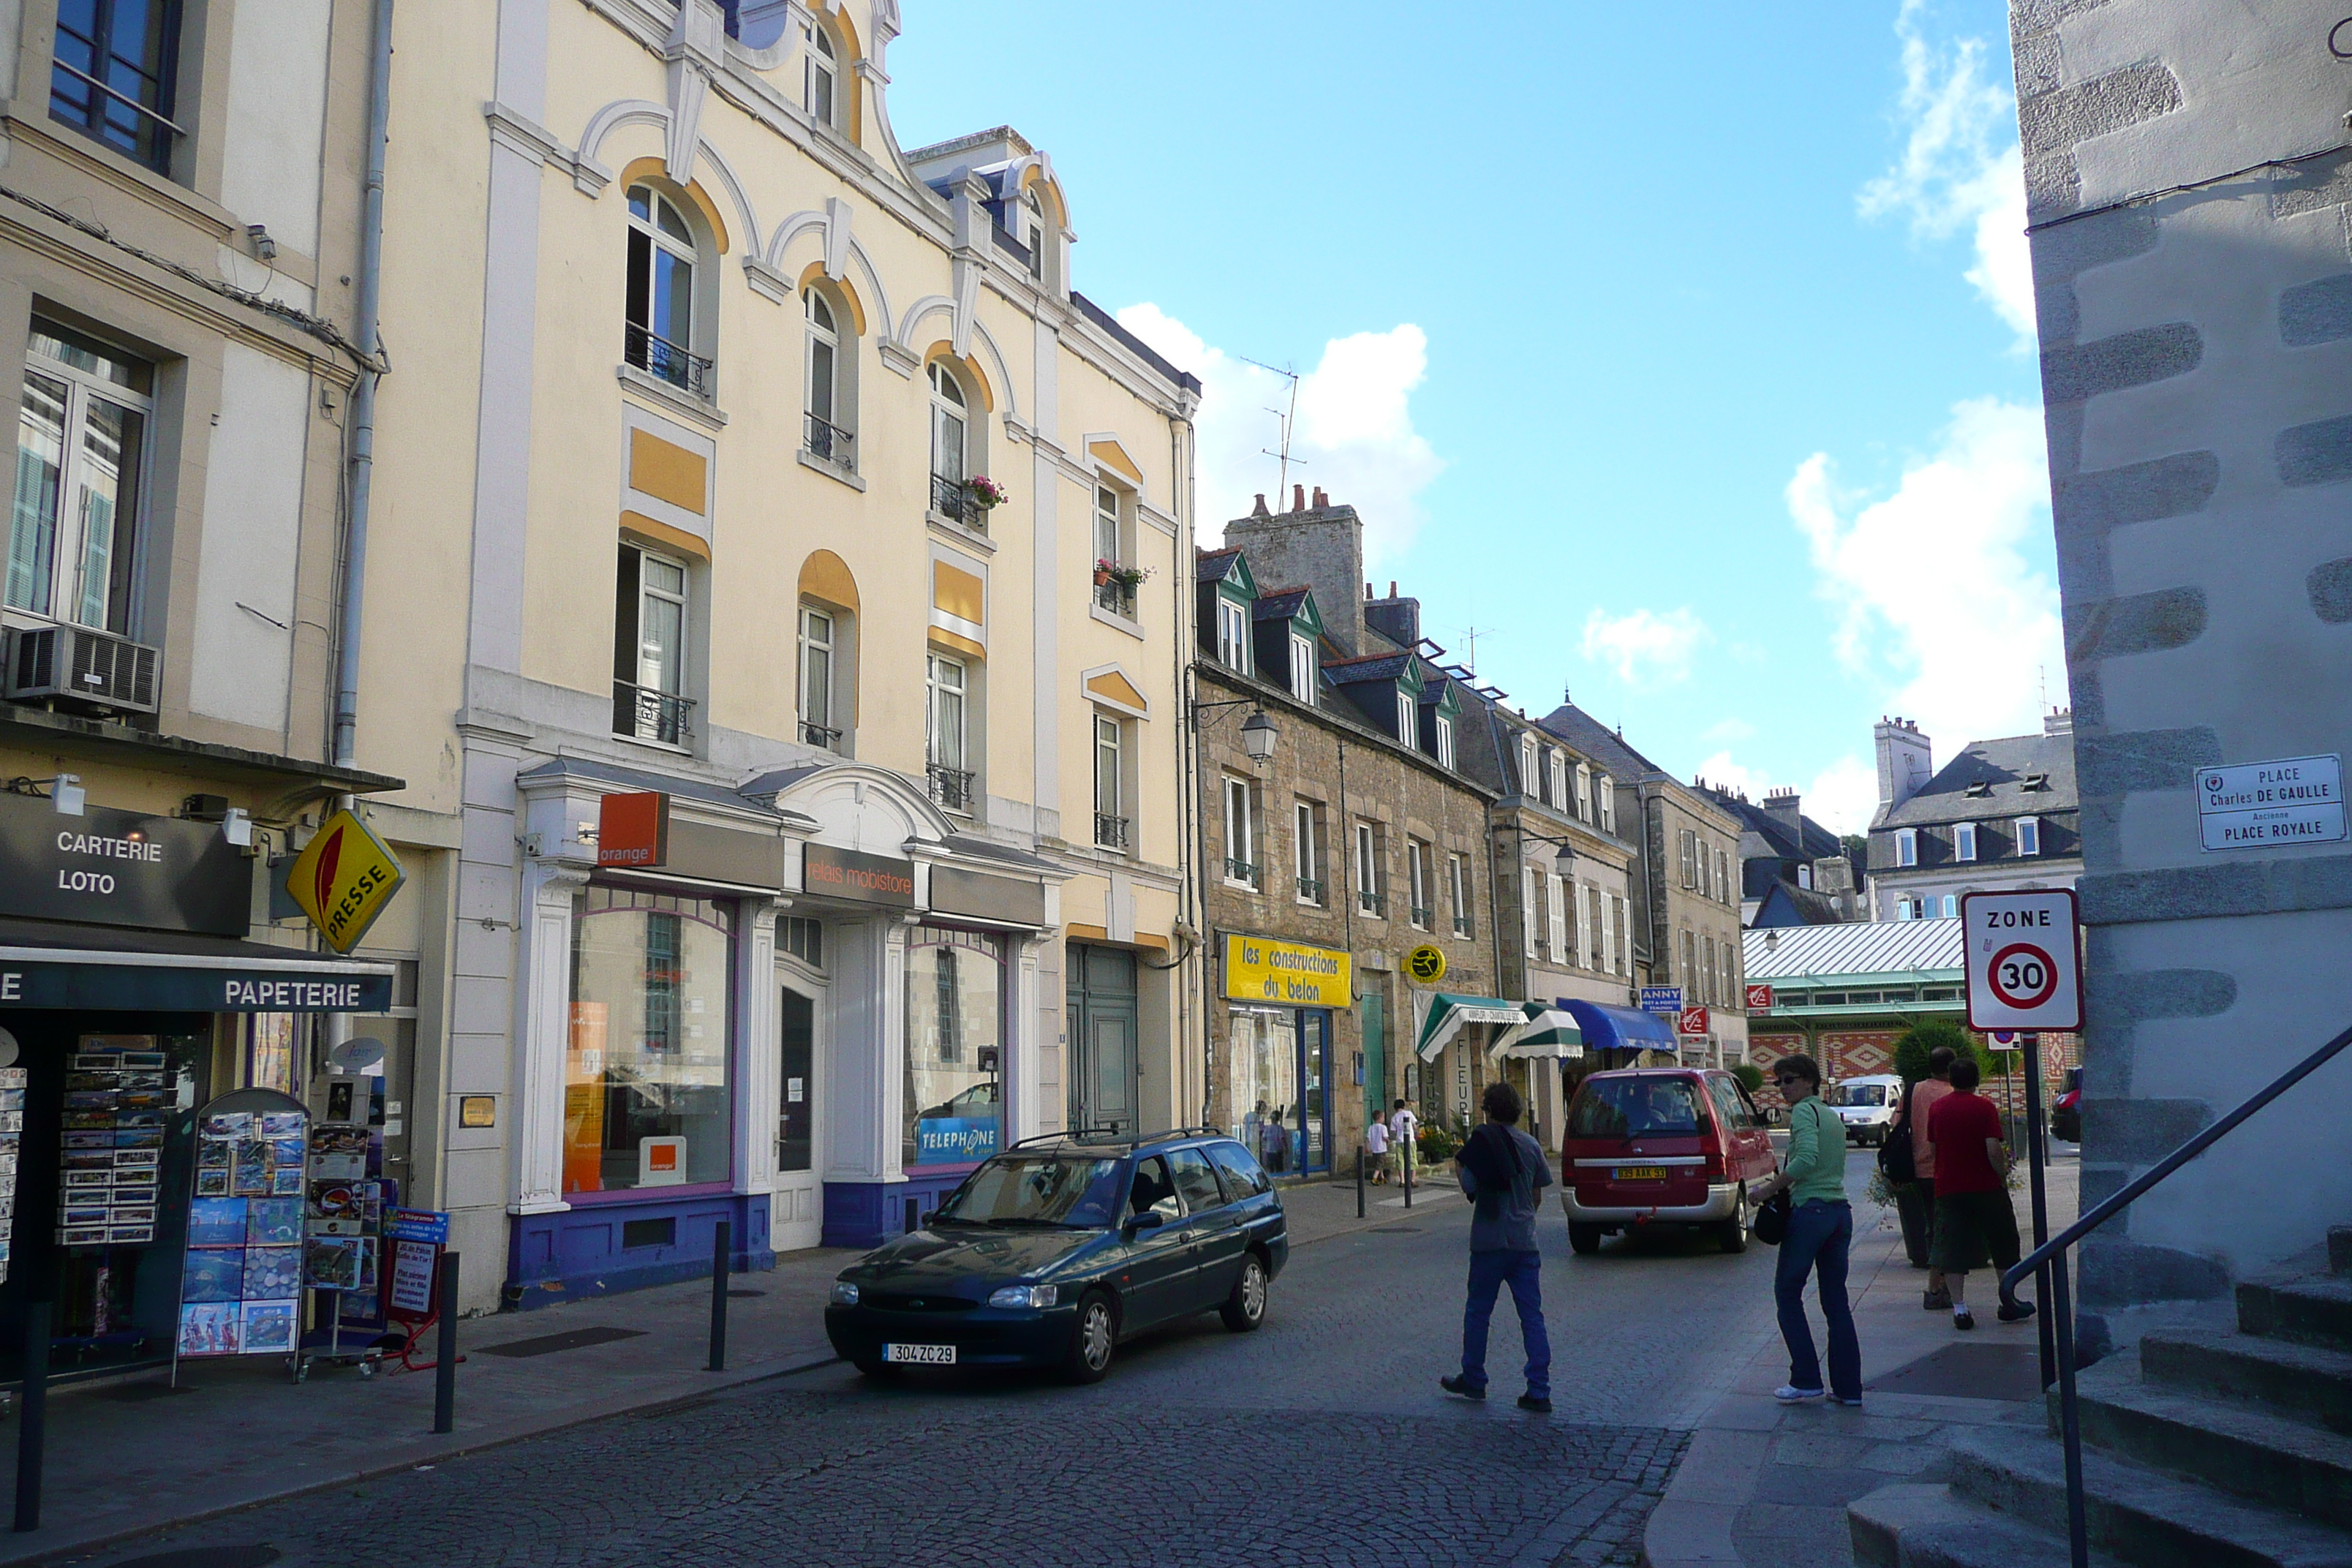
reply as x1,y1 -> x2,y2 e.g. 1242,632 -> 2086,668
1741,918 -> 1963,984
1875,731 -> 2079,830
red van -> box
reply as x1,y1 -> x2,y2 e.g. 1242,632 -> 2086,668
1560,1068 -> 1777,1255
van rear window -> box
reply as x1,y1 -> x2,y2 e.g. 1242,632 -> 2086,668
1828,1083 -> 1888,1107
1570,1078 -> 1707,1138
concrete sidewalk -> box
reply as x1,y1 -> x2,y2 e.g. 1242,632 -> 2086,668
1643,1154 -> 2081,1568
0,1170 -> 1416,1565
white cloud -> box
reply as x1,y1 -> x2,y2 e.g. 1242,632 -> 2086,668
1579,607 -> 1710,686
1703,717 -> 1758,745
1114,304 -> 1444,563
1858,1 -> 2034,341
1804,755 -> 1881,839
1696,750 -> 1772,801
1787,396 -> 2063,752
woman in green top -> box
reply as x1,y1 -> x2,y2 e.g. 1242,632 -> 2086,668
1752,1053 -> 1860,1405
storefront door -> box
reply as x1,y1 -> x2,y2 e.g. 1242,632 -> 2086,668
1360,991 -> 1386,1130
1066,945 -> 1137,1137
1297,1011 -> 1331,1175
774,974 -> 823,1252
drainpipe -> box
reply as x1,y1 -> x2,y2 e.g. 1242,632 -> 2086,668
333,0 -> 394,769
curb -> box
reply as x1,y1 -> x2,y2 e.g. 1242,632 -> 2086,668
0,1347 -> 842,1567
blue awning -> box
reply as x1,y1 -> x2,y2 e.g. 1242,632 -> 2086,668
1562,1000 -> 1678,1053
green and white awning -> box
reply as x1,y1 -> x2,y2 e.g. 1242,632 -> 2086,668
1414,992 -> 1527,1062
1490,1003 -> 1586,1061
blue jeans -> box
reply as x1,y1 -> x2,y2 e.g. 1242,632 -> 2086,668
1460,1248 -> 1550,1398
1776,1199 -> 1861,1400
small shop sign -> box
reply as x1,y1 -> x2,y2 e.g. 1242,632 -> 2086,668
913,1115 -> 1000,1164
284,808 -> 406,954
1223,935 -> 1352,1006
1639,987 -> 1683,1015
802,843 -> 915,907
0,794 -> 249,935
596,792 -> 670,867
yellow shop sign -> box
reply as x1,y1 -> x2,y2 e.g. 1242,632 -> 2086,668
284,808 -> 405,955
1223,935 -> 1352,1007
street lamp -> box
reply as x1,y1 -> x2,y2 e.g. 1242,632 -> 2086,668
1240,709 -> 1278,761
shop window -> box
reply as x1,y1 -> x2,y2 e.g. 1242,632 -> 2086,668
903,927 -> 1005,1169
614,543 -> 693,748
624,185 -> 710,398
50,0 -> 183,175
1229,1007 -> 1298,1171
10,320 -> 151,632
565,886 -> 735,1194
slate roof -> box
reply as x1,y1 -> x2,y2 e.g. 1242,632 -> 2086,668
1196,546 -> 1243,584
1741,918 -> 1963,982
1252,587 -> 1311,622
1321,652 -> 1416,683
1539,703 -> 1661,781
1705,788 -> 1846,864
1878,731 -> 2078,829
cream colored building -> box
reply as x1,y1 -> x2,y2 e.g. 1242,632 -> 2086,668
358,0 -> 1198,1305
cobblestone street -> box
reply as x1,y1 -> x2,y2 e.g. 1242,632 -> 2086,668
59,1185 -> 1809,1568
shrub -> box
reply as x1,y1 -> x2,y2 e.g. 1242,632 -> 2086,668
1417,1122 -> 1462,1162
1892,1018 -> 1994,1085
1731,1062 -> 1765,1095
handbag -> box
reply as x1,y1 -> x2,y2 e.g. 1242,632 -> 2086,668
1752,1188 -> 1792,1246
1879,1087 -> 1918,1186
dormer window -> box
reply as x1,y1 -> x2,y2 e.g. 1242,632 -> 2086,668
1022,190 -> 1045,280
1518,734 -> 1538,796
2017,816 -> 2041,856
1964,780 -> 1992,798
1575,763 -> 1591,821
1217,598 -> 1248,671
2021,772 -> 2049,792
1396,690 -> 1416,747
1598,777 -> 1615,834
1547,753 -> 1567,810
1896,829 -> 1918,867
804,23 -> 837,128
1956,822 -> 1978,862
1435,714 -> 1455,769
1288,634 -> 1315,703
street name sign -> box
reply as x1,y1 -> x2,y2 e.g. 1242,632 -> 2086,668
1640,987 -> 1682,1015
1961,889 -> 2082,1033
2196,754 -> 2345,851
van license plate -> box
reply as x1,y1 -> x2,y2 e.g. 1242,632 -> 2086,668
1613,1166 -> 1668,1181
883,1343 -> 955,1365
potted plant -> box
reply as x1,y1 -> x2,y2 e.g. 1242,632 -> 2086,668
965,475 -> 1009,510
1098,560 -> 1150,591
1093,559 -> 1116,588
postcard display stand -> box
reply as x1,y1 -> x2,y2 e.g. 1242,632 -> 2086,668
0,1065 -> 24,1279
56,1043 -> 167,1249
300,1122 -> 391,1376
174,1088 -> 311,1377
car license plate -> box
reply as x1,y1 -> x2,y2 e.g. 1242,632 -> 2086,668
1614,1166 -> 1668,1181
883,1343 -> 956,1365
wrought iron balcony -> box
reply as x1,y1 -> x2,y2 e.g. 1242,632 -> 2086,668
1093,813 -> 1130,851
1410,904 -> 1435,928
1452,916 -> 1473,938
931,471 -> 986,532
1358,889 -> 1387,918
1093,577 -> 1137,617
927,762 -> 976,813
1224,857 -> 1260,889
799,720 -> 842,750
624,324 -> 712,399
614,680 -> 695,748
1295,876 -> 1326,905
803,412 -> 856,467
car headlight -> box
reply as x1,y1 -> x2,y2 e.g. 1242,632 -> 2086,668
987,1284 -> 1058,1310
829,1281 -> 860,1306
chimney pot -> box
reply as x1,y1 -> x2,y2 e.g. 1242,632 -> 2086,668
1387,581 -> 1398,598
1312,486 -> 1327,508
1292,483 -> 1305,512
1364,582 -> 1373,599
1251,492 -> 1270,519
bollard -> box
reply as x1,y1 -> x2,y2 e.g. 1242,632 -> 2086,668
1403,1141 -> 1414,1210
433,1251 -> 460,1435
708,1219 -> 731,1373
13,1300 -> 48,1533
1356,1147 -> 1366,1218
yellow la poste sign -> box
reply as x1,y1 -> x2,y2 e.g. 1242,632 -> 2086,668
1223,935 -> 1352,1006
285,808 -> 405,954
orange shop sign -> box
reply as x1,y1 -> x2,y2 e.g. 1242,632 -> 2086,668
597,792 -> 670,868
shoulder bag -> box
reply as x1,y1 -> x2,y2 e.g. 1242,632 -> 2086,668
1752,1188 -> 1792,1245
1878,1085 -> 1918,1186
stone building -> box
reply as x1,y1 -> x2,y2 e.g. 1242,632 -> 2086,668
1195,493 -> 1496,1174
1541,704 -> 1749,1068
1863,712 -> 2082,923
2007,1 -> 2352,1346
1694,784 -> 1865,928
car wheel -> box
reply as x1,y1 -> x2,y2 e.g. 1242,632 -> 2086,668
1220,1253 -> 1269,1333
851,1357 -> 898,1382
1061,1290 -> 1117,1384
1569,1222 -> 1603,1256
1716,1186 -> 1750,1254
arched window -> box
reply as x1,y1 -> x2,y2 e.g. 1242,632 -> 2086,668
928,359 -> 973,524
804,287 -> 846,463
804,23 -> 837,127
1021,190 -> 1045,280
625,185 -> 705,396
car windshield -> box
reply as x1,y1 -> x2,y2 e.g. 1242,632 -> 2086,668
1828,1083 -> 1888,1107
935,1155 -> 1125,1229
1570,1077 -> 1705,1137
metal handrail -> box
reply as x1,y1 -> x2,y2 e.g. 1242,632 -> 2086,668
51,59 -> 186,137
624,324 -> 712,398
803,412 -> 855,466
1999,1017 -> 2352,1568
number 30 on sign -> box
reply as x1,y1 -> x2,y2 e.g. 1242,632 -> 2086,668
1959,889 -> 2082,1033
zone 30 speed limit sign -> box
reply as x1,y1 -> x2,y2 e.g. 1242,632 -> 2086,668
1960,889 -> 2083,1032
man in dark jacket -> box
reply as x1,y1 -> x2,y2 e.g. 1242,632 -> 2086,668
1440,1082 -> 1554,1413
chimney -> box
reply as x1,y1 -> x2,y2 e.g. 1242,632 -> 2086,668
1292,483 -> 1305,513
1874,717 -> 1932,820
1364,583 -> 1421,649
1312,486 -> 1327,508
1763,787 -> 1802,838
2044,707 -> 2073,736
1814,856 -> 1855,896
1222,489 -> 1368,655
1251,493 -> 1270,519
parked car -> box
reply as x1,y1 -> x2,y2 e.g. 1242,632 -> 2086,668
1825,1074 -> 1901,1148
824,1128 -> 1287,1384
2051,1067 -> 2082,1145
1559,1068 -> 1778,1255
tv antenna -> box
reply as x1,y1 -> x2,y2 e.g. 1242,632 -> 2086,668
1237,354 -> 1303,503
1454,622 -> 1497,677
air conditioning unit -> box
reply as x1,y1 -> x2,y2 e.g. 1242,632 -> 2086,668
6,624 -> 162,716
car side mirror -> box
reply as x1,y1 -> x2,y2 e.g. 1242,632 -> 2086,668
1120,1210 -> 1164,1237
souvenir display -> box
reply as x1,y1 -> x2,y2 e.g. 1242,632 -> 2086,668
53,1044 -> 155,1246
303,1123 -> 388,1293
175,1090 -> 312,1361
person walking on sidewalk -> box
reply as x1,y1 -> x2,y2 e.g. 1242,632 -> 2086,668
1924,1058 -> 2036,1332
1389,1098 -> 1419,1187
1752,1053 -> 1862,1406
1439,1082 -> 1553,1413
1907,1047 -> 1957,1309
1365,1111 -> 1390,1184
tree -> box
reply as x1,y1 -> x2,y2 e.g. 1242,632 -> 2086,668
1892,1017 -> 1992,1085
1731,1062 -> 1764,1095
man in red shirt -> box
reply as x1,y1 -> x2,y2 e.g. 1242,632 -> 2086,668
1907,1047 -> 1957,1309
1925,1059 -> 2035,1331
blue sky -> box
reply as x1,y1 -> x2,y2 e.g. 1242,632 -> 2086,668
889,1 -> 2059,834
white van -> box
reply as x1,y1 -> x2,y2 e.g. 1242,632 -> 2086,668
1825,1074 -> 1902,1147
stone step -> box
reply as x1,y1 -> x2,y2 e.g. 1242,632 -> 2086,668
2141,1328 -> 2352,1436
1944,1423 -> 2352,1568
1848,1482 -> 2128,1568
2242,1273 -> 2352,1353
2073,1354 -> 2352,1531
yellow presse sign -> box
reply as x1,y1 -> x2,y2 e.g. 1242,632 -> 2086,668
285,808 -> 405,955
1406,944 -> 1447,984
1223,935 -> 1352,1006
